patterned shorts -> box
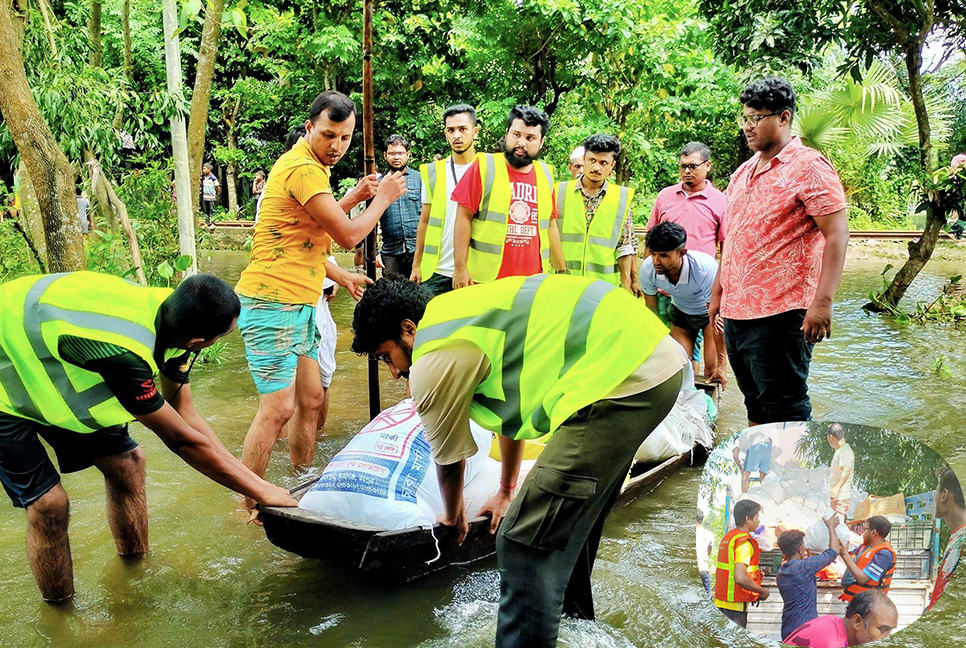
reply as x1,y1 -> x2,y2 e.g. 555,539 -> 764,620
237,295 -> 320,394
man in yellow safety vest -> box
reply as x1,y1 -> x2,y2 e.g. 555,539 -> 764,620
351,274 -> 686,648
0,272 -> 296,603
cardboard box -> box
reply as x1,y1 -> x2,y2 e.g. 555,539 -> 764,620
852,493 -> 906,521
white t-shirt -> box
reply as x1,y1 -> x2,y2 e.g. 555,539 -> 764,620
696,526 -> 715,573
422,158 -> 472,277
830,443 -> 855,496
737,427 -> 770,452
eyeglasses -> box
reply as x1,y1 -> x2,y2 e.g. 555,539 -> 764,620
737,112 -> 782,128
679,162 -> 708,171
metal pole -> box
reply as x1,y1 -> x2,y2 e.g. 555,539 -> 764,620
363,0 -> 380,420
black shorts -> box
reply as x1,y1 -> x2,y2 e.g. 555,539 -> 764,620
724,310 -> 814,424
667,302 -> 711,333
0,412 -> 139,508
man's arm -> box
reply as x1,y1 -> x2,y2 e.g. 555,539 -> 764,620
411,202 -> 432,282
802,208 -> 848,344
733,445 -> 742,470
548,219 -> 567,272
619,255 -> 641,297
734,563 -> 769,599
436,460 -> 468,543
839,549 -> 873,585
644,293 -> 659,315
136,402 -> 296,506
708,266 -> 724,335
830,465 -> 853,499
159,376 -> 233,457
304,172 -> 407,249
337,174 -> 379,213
452,205 -> 475,289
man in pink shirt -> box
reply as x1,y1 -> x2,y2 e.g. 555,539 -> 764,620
784,589 -> 897,647
647,141 -> 727,258
709,77 -> 849,425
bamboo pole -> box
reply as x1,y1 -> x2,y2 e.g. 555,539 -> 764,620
363,0 -> 380,420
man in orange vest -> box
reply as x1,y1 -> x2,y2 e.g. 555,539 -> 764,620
714,499 -> 770,627
840,515 -> 896,602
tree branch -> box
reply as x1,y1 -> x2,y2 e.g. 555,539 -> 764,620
866,0 -> 911,44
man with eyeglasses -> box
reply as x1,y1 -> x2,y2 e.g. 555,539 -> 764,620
378,134 -> 424,278
709,76 -> 849,427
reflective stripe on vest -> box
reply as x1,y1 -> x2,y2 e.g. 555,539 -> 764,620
714,529 -> 762,603
419,156 -> 481,278
842,542 -> 897,601
467,154 -> 554,283
411,274 -> 668,440
556,180 -> 634,286
0,272 -> 171,433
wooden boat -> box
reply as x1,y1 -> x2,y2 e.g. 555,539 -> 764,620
259,381 -> 721,582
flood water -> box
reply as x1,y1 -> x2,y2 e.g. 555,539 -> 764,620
0,251 -> 963,648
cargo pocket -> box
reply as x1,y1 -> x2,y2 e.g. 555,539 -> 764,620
502,466 -> 597,551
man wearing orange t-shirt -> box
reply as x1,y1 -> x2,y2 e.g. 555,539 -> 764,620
235,91 -> 407,500
709,77 -> 849,426
451,105 -> 560,287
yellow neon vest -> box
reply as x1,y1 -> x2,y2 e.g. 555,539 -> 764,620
467,154 -> 554,283
418,154 -> 484,279
0,272 -> 172,433
412,274 -> 668,440
556,180 -> 635,286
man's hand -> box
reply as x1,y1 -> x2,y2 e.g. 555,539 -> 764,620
453,265 -> 473,290
259,485 -> 298,507
326,282 -> 339,302
410,266 -> 422,283
708,296 -> 724,335
758,589 -> 770,601
376,253 -> 385,269
708,364 -> 728,391
436,504 -> 469,545
350,174 -> 379,203
377,171 -> 408,204
477,489 -> 514,534
340,272 -> 373,301
802,297 -> 832,344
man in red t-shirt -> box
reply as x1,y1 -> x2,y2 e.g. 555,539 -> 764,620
451,105 -> 559,287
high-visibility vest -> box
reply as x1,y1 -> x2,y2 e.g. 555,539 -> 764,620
0,272 -> 172,434
556,180 -> 635,286
841,541 -> 896,601
411,274 -> 668,440
467,154 -> 554,283
714,528 -> 762,603
418,154 -> 483,279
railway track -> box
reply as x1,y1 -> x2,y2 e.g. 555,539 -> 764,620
212,221 -> 958,241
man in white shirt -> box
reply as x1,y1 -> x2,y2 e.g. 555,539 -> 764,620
733,426 -> 773,493
696,509 -> 715,596
827,423 -> 855,516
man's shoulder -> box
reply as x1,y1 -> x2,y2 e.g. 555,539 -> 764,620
688,250 -> 719,270
656,184 -> 683,201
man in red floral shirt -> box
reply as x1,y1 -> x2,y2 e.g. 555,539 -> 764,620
709,77 -> 849,425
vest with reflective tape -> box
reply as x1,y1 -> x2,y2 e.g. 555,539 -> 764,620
418,154 -> 483,278
714,528 -> 762,603
0,272 -> 172,433
411,274 -> 668,440
468,154 -> 554,283
556,180 -> 634,286
841,541 -> 896,601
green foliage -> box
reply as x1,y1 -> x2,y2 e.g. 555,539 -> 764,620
0,221 -> 41,282
198,340 -> 230,365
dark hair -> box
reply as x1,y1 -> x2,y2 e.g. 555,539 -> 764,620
384,134 -> 410,152
506,105 -> 550,137
583,134 -> 621,157
443,104 -> 477,125
828,423 -> 845,440
777,530 -> 805,560
680,142 -> 710,162
845,589 -> 894,622
733,499 -> 762,527
645,221 -> 688,252
351,277 -> 433,356
309,90 -> 357,123
696,509 -> 704,524
939,466 -> 965,507
740,76 -> 796,120
285,125 -> 307,152
163,274 -> 240,340
866,515 -> 892,539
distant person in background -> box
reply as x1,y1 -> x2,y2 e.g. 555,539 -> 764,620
928,466 -> 965,610
252,170 -> 266,202
200,163 -> 220,227
784,589 -> 897,647
696,509 -> 714,596
776,518 -> 843,640
567,145 -> 585,180
76,188 -> 91,235
828,423 -> 855,516
840,515 -> 896,602
732,426 -> 773,493
378,134 -> 423,279
950,153 -> 966,239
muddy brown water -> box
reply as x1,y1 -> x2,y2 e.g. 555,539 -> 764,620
0,251 -> 962,647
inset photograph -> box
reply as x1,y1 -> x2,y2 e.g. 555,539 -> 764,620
697,421 -> 964,646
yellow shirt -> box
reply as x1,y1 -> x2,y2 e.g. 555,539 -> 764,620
235,137 -> 333,304
715,541 -> 753,611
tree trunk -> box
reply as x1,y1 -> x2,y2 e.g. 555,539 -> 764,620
869,43 -> 940,310
122,0 -> 133,79
186,0 -> 225,214
88,0 -> 102,66
84,150 -> 147,285
0,2 -> 84,272
162,0 -> 198,274
16,162 -> 49,269
84,150 -> 118,230
226,133 -> 239,215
